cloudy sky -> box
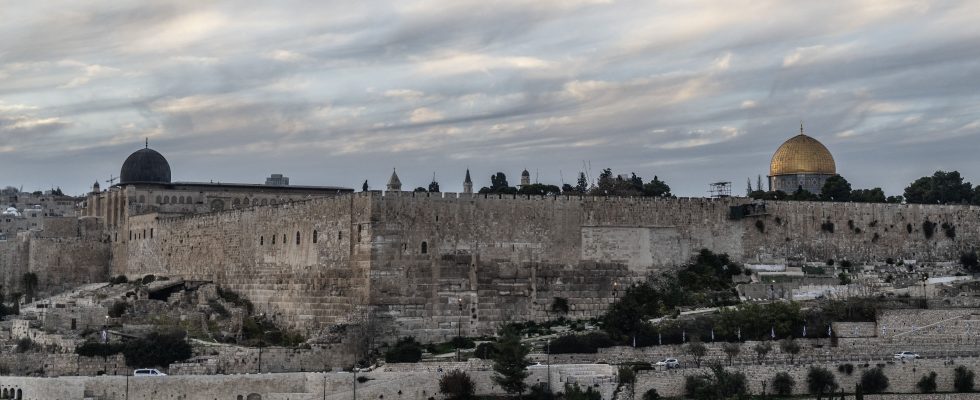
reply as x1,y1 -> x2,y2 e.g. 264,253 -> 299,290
1,0 -> 978,196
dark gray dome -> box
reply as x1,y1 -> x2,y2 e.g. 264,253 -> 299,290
120,148 -> 171,184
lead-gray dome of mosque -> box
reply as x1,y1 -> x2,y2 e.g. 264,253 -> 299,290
119,148 -> 171,184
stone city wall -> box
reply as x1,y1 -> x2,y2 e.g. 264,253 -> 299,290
112,192 -> 980,342
635,357 -> 980,398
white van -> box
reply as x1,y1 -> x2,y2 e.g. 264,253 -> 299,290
133,368 -> 167,376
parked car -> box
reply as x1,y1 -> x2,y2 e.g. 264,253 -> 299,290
133,368 -> 167,376
893,351 -> 920,360
655,358 -> 680,369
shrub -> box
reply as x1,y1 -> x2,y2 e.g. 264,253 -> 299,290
77,341 -> 124,357
922,220 -> 936,239
772,372 -> 795,397
15,338 -> 35,353
121,331 -> 192,367
942,222 -> 956,239
860,367 -> 889,394
686,341 -> 708,367
780,338 -> 801,364
110,275 -> 128,285
141,274 -> 156,284
684,365 -> 748,399
840,260 -> 853,271
641,388 -> 660,400
548,332 -> 614,354
917,371 -> 937,393
753,341 -> 772,363
564,384 -> 602,400
384,337 -> 423,363
216,286 -> 255,314
551,297 -> 570,314
807,366 -> 838,396
755,220 -> 765,233
954,366 -> 975,392
439,369 -> 475,400
961,251 -> 979,273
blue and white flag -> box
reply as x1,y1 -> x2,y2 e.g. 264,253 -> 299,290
737,327 -> 741,341
828,325 -> 833,337
711,329 -> 715,342
682,330 -> 686,342
803,325 -> 807,337
658,332 -> 662,346
101,329 -> 108,343
770,326 -> 775,339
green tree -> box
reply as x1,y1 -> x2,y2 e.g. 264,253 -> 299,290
916,371 -> 937,393
684,365 -> 748,399
779,338 -> 801,364
550,297 -> 569,315
564,384 -> 602,400
686,341 -> 708,368
362,180 -> 369,192
790,187 -> 819,201
428,180 -> 441,193
575,172 -> 589,193
120,330 -> 192,367
807,366 -> 838,398
772,372 -> 795,397
518,184 -> 561,196
493,327 -> 530,397
642,176 -> 672,197
722,342 -> 741,366
414,187 -> 428,192
439,369 -> 475,400
480,172 -> 518,194
904,171 -> 974,204
820,175 -> 852,202
851,188 -> 886,203
954,365 -> 975,392
641,388 -> 660,400
860,367 -> 889,394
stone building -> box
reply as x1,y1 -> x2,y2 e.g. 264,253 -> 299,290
768,125 -> 836,194
81,144 -> 353,229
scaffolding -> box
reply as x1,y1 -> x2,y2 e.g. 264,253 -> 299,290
709,181 -> 732,198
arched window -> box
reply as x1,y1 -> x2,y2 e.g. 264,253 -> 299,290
252,198 -> 259,206
272,235 -> 276,245
338,231 -> 342,240
233,198 -> 241,208
271,199 -> 278,205
261,199 -> 268,206
421,241 -> 428,254
178,196 -> 184,204
296,231 -> 301,245
243,197 -> 249,206
171,195 -> 177,204
260,236 -> 264,246
313,230 -> 318,243
156,195 -> 162,204
129,231 -> 133,240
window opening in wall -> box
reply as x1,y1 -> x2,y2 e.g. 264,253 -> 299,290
421,241 -> 428,254
296,231 -> 301,245
260,236 -> 264,246
143,229 -> 146,238
338,231 -> 342,240
272,235 -> 276,245
156,195 -> 162,204
114,232 -> 118,242
129,231 -> 132,240
282,234 -> 286,244
150,228 -> 154,239
357,225 -> 362,242
313,230 -> 318,243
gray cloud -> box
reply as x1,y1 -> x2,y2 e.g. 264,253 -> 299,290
0,0 -> 978,196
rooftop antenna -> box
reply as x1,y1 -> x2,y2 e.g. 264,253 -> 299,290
145,137 -> 149,148
106,175 -> 117,185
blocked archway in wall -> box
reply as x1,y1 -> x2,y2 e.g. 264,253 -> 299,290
246,394 -> 261,400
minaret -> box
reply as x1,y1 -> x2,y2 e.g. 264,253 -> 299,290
91,181 -> 101,194
386,169 -> 402,192
520,169 -> 530,187
463,169 -> 473,194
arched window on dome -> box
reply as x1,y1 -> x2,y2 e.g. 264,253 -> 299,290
170,196 -> 177,204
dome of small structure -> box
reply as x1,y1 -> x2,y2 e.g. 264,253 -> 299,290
120,147 -> 171,184
769,133 -> 836,177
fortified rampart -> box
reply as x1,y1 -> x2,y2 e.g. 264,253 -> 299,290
114,192 -> 980,341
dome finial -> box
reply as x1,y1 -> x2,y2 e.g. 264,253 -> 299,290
145,137 -> 149,149
800,121 -> 804,135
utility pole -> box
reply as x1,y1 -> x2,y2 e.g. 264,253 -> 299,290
353,369 -> 357,400
547,339 -> 552,394
457,297 -> 463,362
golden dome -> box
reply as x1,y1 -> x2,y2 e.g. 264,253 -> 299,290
769,133 -> 836,176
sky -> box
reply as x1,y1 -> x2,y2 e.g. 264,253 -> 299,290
1,0 -> 978,197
